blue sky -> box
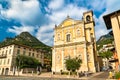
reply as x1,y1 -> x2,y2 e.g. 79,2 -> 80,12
0,0 -> 120,46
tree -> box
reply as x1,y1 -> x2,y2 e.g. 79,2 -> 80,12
99,50 -> 113,70
16,55 -> 41,69
65,57 -> 82,72
99,50 -> 113,60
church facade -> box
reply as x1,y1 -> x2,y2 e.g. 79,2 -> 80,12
52,11 -> 98,73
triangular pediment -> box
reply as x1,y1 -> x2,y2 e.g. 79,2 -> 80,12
58,17 -> 82,28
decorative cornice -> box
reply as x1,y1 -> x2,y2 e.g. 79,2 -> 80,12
53,41 -> 85,48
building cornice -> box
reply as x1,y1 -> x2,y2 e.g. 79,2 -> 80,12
53,41 -> 85,48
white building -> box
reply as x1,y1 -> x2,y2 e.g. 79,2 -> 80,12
0,43 -> 44,75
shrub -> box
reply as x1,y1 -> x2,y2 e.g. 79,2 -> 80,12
65,57 -> 82,72
115,72 -> 120,79
70,71 -> 77,75
61,71 -> 69,75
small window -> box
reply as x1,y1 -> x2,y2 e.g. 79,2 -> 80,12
18,46 -> 20,48
9,49 -> 11,54
66,34 -> 70,42
17,49 -> 20,55
6,50 -> 8,55
7,59 -> 10,64
23,51 -> 26,55
32,53 -> 34,57
29,49 -> 31,51
29,52 -> 31,56
4,59 -> 6,65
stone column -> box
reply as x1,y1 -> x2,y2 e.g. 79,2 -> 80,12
52,48 -> 56,73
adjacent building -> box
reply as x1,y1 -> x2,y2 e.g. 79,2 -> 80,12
103,9 -> 120,71
98,44 -> 114,52
52,11 -> 98,73
0,44 -> 44,75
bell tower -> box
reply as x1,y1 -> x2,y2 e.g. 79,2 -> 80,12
83,11 -> 97,72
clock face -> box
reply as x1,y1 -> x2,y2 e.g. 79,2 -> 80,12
86,15 -> 90,22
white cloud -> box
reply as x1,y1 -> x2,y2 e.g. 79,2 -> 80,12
95,20 -> 109,40
1,0 -> 42,26
106,0 -> 120,13
7,26 -> 35,35
36,24 -> 54,46
0,4 -> 3,20
87,0 -> 106,11
0,4 -> 2,9
48,0 -> 64,10
47,4 -> 88,24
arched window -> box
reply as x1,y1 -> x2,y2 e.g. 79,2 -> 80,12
86,15 -> 90,22
66,34 -> 70,42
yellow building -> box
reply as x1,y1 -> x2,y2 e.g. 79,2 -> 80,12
103,9 -> 120,70
52,11 -> 98,73
0,43 -> 44,75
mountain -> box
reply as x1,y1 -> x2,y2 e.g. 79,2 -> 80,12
0,32 -> 52,52
97,31 -> 114,50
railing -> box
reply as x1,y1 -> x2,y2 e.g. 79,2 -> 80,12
0,54 -> 7,58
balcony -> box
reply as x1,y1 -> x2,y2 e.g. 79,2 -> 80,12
0,54 -> 7,58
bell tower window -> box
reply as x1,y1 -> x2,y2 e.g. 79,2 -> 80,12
86,15 -> 90,22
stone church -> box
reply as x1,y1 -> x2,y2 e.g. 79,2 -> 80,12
52,11 -> 98,73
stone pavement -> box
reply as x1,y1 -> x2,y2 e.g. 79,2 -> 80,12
37,71 -> 114,80
35,72 -> 106,79
0,72 -> 114,80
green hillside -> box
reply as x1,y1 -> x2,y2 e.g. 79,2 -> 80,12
0,32 -> 52,53
97,31 -> 114,51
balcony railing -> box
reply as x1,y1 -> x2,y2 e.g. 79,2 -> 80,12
0,54 -> 7,58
